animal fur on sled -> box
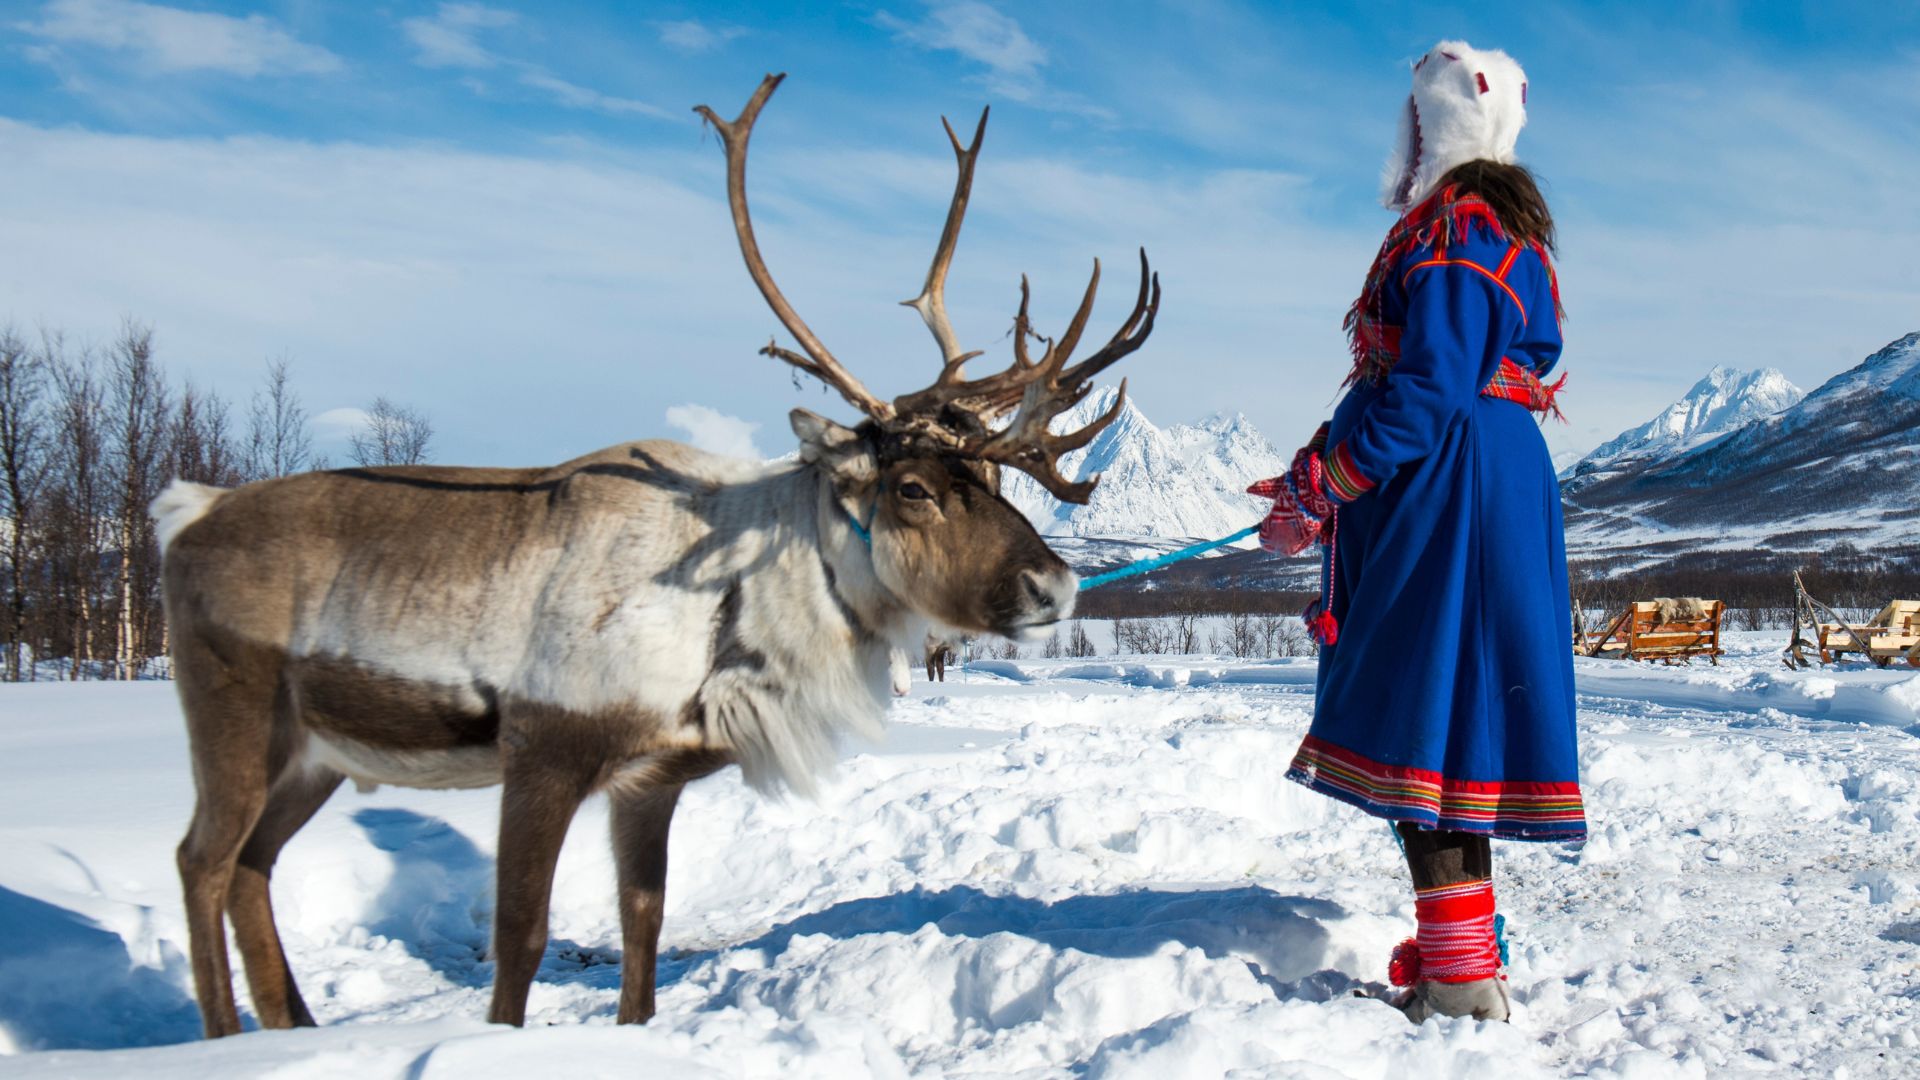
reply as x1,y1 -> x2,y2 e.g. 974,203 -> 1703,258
1653,597 -> 1710,624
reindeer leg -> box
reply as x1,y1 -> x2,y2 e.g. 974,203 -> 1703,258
227,766 -> 342,1028
487,739 -> 596,1027
610,783 -> 684,1024
174,666 -> 280,1038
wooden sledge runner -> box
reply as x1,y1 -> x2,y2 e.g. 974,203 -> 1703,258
1783,572 -> 1920,669
1819,599 -> 1920,667
1579,598 -> 1725,665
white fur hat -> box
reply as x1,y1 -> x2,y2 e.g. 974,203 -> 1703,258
1381,41 -> 1528,211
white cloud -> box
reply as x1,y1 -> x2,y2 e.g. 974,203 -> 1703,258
517,71 -> 669,119
665,404 -> 764,461
400,2 -> 516,69
17,0 -> 341,77
399,4 -> 667,119
0,115 -> 1378,468
2,69 -> 1913,472
656,19 -> 746,54
878,2 -> 1046,100
312,406 -> 372,442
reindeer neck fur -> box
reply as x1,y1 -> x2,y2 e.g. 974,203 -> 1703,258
671,456 -> 913,795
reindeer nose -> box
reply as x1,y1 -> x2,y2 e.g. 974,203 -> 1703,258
1021,569 -> 1057,612
1006,566 -> 1077,640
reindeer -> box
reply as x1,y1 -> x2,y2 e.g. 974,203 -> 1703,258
924,634 -> 957,682
153,73 -> 1158,1038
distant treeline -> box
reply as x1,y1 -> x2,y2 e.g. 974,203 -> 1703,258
1076,547 -> 1919,632
0,322 -> 432,682
1076,585 -> 1314,619
1571,548 -> 1920,630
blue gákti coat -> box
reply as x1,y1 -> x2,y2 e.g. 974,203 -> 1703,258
1283,215 -> 1586,843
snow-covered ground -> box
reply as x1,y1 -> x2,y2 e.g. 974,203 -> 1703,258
2,633 -> 1918,1077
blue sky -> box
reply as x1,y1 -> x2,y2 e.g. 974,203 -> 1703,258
2,1 -> 1916,467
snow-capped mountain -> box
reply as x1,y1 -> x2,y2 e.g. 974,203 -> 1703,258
1564,332 -> 1920,571
1002,386 -> 1286,542
1562,366 -> 1803,487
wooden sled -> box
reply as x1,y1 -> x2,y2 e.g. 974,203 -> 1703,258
1579,598 -> 1724,665
1818,599 -> 1920,668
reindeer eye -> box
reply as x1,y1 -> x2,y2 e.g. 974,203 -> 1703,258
898,481 -> 933,501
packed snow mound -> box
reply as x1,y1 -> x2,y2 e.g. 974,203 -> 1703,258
1002,387 -> 1286,541
1563,365 -> 1803,484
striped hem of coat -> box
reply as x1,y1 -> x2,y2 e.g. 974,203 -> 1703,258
1285,734 -> 1587,843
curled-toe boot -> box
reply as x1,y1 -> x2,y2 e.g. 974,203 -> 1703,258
1397,976 -> 1510,1023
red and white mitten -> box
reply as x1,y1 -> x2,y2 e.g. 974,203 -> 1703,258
1291,422 -> 1331,476
1248,426 -> 1336,557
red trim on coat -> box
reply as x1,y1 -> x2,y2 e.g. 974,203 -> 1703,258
1294,735 -> 1585,801
1400,258 -> 1529,324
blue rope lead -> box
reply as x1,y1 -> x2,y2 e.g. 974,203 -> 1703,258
847,504 -> 1254,593
1077,524 -> 1259,592
842,503 -> 873,548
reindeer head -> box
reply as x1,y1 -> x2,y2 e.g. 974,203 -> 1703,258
697,74 -> 1160,641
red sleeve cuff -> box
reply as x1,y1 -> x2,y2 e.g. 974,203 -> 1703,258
1322,442 -> 1374,502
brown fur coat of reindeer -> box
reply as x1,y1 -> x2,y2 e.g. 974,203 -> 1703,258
154,74 -> 1158,1038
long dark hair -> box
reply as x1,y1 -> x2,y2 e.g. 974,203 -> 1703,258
1438,160 -> 1556,253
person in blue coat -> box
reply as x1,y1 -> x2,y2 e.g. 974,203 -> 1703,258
1251,41 -> 1583,1024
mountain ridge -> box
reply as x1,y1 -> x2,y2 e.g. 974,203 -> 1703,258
1563,332 -> 1920,572
1003,386 -> 1285,543
1562,365 -> 1803,488
994,335 -> 1917,582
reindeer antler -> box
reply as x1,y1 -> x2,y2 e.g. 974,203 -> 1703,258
695,75 -> 894,424
928,251 -> 1159,503
900,108 -> 989,375
701,76 -> 1158,503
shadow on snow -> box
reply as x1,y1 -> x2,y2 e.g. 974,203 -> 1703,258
675,884 -> 1357,1004
0,884 -> 201,1052
351,808 -> 1359,1009
0,809 -> 1359,1051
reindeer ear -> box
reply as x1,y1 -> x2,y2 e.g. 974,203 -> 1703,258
790,408 -> 877,484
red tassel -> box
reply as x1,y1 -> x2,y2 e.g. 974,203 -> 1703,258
1308,503 -> 1339,647
1388,938 -> 1422,987
1542,372 -> 1569,423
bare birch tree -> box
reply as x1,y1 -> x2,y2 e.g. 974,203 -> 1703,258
172,380 -> 245,488
1067,621 -> 1096,658
244,357 -> 313,480
48,341 -> 108,680
0,327 -> 50,681
348,396 -> 433,467
106,322 -> 171,678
